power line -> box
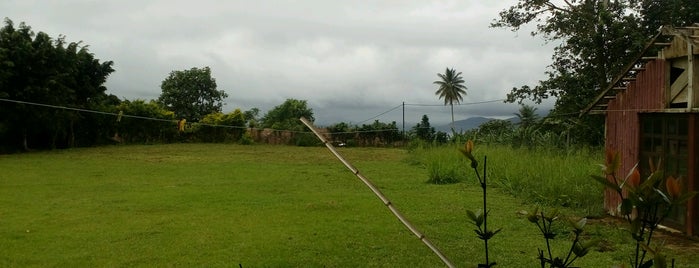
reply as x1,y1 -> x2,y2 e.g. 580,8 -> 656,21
355,103 -> 403,125
0,98 -> 178,123
0,97 -> 401,135
405,99 -> 506,107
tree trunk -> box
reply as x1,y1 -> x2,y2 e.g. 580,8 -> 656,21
69,118 -> 75,148
22,129 -> 29,151
450,104 -> 455,134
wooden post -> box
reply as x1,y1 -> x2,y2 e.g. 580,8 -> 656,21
687,38 -> 695,110
687,114 -> 696,236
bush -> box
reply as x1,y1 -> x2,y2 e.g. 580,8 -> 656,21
411,144 -> 469,184
426,157 -> 466,184
238,130 -> 254,145
293,132 -> 321,147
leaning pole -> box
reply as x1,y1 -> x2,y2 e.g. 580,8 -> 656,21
299,117 -> 455,268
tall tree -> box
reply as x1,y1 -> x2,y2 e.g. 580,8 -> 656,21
413,114 -> 435,141
514,104 -> 539,129
158,66 -> 227,122
433,67 -> 467,133
261,98 -> 314,131
243,107 -> 260,128
637,0 -> 699,33
0,18 -> 114,151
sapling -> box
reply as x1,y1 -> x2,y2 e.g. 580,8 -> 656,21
527,207 -> 597,268
460,140 -> 500,268
591,150 -> 697,268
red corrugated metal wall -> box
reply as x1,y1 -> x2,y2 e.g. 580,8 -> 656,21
603,59 -> 666,214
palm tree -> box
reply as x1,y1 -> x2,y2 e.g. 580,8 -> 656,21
514,104 -> 539,129
434,67 -> 468,133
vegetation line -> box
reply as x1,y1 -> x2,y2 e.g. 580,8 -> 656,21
300,117 -> 456,268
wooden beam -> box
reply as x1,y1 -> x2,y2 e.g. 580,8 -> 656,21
655,42 -> 672,46
670,69 -> 688,103
689,41 -> 695,110
580,30 -> 664,117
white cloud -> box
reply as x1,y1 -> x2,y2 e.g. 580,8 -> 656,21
1,0 -> 557,126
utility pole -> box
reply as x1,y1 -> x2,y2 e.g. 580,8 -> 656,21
402,102 -> 405,140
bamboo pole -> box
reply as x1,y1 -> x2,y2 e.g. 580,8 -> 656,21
299,117 -> 455,268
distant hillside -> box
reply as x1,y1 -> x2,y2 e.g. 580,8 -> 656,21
435,116 -> 519,133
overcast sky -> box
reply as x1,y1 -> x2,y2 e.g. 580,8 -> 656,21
3,0 -> 557,126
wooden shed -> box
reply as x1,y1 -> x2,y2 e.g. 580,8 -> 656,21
582,24 -> 699,235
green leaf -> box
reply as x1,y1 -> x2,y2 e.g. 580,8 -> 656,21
639,170 -> 664,190
467,209 -> 484,227
527,207 -> 540,223
573,242 -> 589,257
672,191 -> 698,205
590,175 -> 620,190
582,239 -> 601,249
492,228 -> 502,236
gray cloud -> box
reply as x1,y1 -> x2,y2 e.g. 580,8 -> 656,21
2,0 -> 556,126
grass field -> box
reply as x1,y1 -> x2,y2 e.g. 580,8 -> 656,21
1,143 -> 697,267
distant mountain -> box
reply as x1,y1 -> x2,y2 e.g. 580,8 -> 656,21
435,116 -> 519,133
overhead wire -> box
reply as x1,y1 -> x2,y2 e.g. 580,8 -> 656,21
0,97 -> 403,135
354,103 -> 403,125
3,97 -> 605,135
405,99 -> 506,107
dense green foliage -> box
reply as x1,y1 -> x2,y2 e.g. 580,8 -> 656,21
456,104 -> 571,150
410,114 -> 448,144
0,19 -> 326,151
326,120 -> 402,147
115,99 -> 177,143
158,66 -> 228,122
261,98 -> 314,131
0,19 -> 115,152
1,144 -> 697,266
195,109 -> 246,143
410,144 -> 605,216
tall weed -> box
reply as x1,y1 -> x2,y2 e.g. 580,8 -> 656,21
410,144 -> 605,215
408,144 -> 468,184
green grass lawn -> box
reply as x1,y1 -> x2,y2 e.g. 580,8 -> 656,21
1,144 -> 696,267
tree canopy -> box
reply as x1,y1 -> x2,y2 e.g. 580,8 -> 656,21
261,98 -> 314,131
158,66 -> 228,122
412,114 -> 436,141
0,18 -> 115,151
514,104 -> 539,129
434,67 -> 467,133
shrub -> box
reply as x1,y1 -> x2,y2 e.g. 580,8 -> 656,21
238,130 -> 254,145
423,147 -> 468,184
